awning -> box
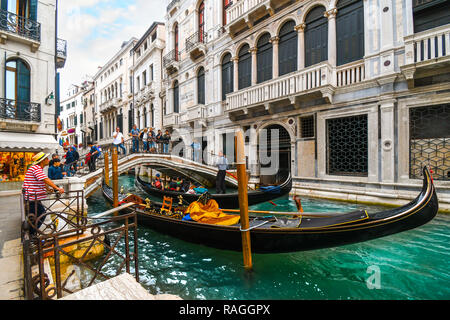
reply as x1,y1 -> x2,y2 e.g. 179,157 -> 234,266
0,132 -> 59,151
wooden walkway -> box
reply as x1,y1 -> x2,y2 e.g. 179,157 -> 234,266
60,273 -> 182,300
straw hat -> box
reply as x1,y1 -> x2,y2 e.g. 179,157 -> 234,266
32,152 -> 50,165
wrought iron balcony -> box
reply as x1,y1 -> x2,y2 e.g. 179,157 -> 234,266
56,38 -> 67,69
163,49 -> 180,73
186,31 -> 207,60
0,98 -> 41,122
0,9 -> 41,43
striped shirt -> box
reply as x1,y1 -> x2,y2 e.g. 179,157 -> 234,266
23,165 -> 48,201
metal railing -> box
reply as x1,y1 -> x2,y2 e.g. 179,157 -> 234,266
22,190 -> 139,300
163,49 -> 179,68
0,9 -> 41,42
186,30 -> 207,52
0,98 -> 41,122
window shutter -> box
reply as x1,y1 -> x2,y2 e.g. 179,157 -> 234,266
238,44 -> 251,90
257,33 -> 272,84
278,21 -> 297,76
305,6 -> 328,67
221,54 -> 233,101
337,0 -> 364,66
30,0 -> 38,21
1,0 -> 7,11
197,68 -> 205,104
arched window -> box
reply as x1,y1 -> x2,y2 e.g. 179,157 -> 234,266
197,67 -> 205,104
305,6 -> 328,67
198,1 -> 205,42
238,44 -> 251,90
150,104 -> 154,128
174,24 -> 179,61
221,53 -> 233,101
336,0 -> 364,66
257,33 -> 272,84
173,80 -> 179,113
278,20 -> 298,76
5,58 -> 31,120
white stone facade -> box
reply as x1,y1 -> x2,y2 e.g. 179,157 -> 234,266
131,22 -> 166,131
93,38 -> 137,146
160,0 -> 449,208
59,84 -> 84,148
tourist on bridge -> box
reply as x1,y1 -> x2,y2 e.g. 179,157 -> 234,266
215,151 -> 228,194
162,129 -> 171,154
87,142 -> 101,172
23,152 -> 65,236
156,130 -> 163,153
148,128 -> 156,152
141,128 -> 149,152
130,124 -> 140,153
113,127 -> 126,155
48,159 -> 65,180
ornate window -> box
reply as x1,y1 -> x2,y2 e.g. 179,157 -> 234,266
174,23 -> 179,61
336,0 -> 364,66
278,20 -> 297,76
197,67 -> 205,104
221,53 -> 233,101
173,80 -> 179,113
198,0 -> 205,42
410,104 -> 450,180
238,44 -> 251,90
257,33 -> 272,84
305,6 -> 328,67
326,115 -> 368,176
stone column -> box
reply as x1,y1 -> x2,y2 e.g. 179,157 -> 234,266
325,8 -> 337,68
232,56 -> 239,92
250,47 -> 258,85
380,100 -> 396,183
295,23 -> 306,70
270,36 -> 279,78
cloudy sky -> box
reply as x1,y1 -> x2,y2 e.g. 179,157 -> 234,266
58,0 -> 166,97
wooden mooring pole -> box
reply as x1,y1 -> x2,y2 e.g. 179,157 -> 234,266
235,131 -> 252,271
112,147 -> 119,210
104,151 -> 110,186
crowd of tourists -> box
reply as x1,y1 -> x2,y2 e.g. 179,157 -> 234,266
112,125 -> 172,155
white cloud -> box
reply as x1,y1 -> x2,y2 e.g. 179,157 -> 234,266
58,0 -> 166,95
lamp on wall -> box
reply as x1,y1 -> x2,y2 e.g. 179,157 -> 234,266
45,91 -> 55,105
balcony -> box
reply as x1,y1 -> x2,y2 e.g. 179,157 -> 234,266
163,49 -> 180,74
99,98 -> 120,114
163,113 -> 179,127
186,105 -> 207,127
0,9 -> 40,52
225,0 -> 290,36
401,24 -> 450,88
186,31 -> 207,60
56,38 -> 67,69
0,98 -> 41,129
225,62 -> 334,115
135,83 -> 155,105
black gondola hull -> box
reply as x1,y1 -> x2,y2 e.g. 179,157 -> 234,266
135,174 -> 292,209
102,167 -> 438,253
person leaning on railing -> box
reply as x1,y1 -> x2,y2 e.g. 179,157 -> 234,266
22,152 -> 65,236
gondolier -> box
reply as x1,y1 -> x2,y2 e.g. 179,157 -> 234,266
23,152 -> 65,235
215,151 -> 228,194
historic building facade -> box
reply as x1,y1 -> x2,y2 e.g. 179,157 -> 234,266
162,0 -> 450,206
59,84 -> 85,148
0,0 -> 66,189
93,38 -> 137,146
131,22 -> 166,132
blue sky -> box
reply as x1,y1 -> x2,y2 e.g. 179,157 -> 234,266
59,0 -> 166,97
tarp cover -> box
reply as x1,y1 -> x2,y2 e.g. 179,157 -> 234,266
185,199 -> 240,226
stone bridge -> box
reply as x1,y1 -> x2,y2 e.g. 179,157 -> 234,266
81,153 -> 241,198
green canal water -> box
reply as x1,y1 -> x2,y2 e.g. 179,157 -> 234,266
87,174 -> 450,300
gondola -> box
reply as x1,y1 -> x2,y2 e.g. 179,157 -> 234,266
135,173 -> 292,209
101,167 -> 438,253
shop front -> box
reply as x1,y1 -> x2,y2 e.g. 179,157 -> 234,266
0,132 -> 59,191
